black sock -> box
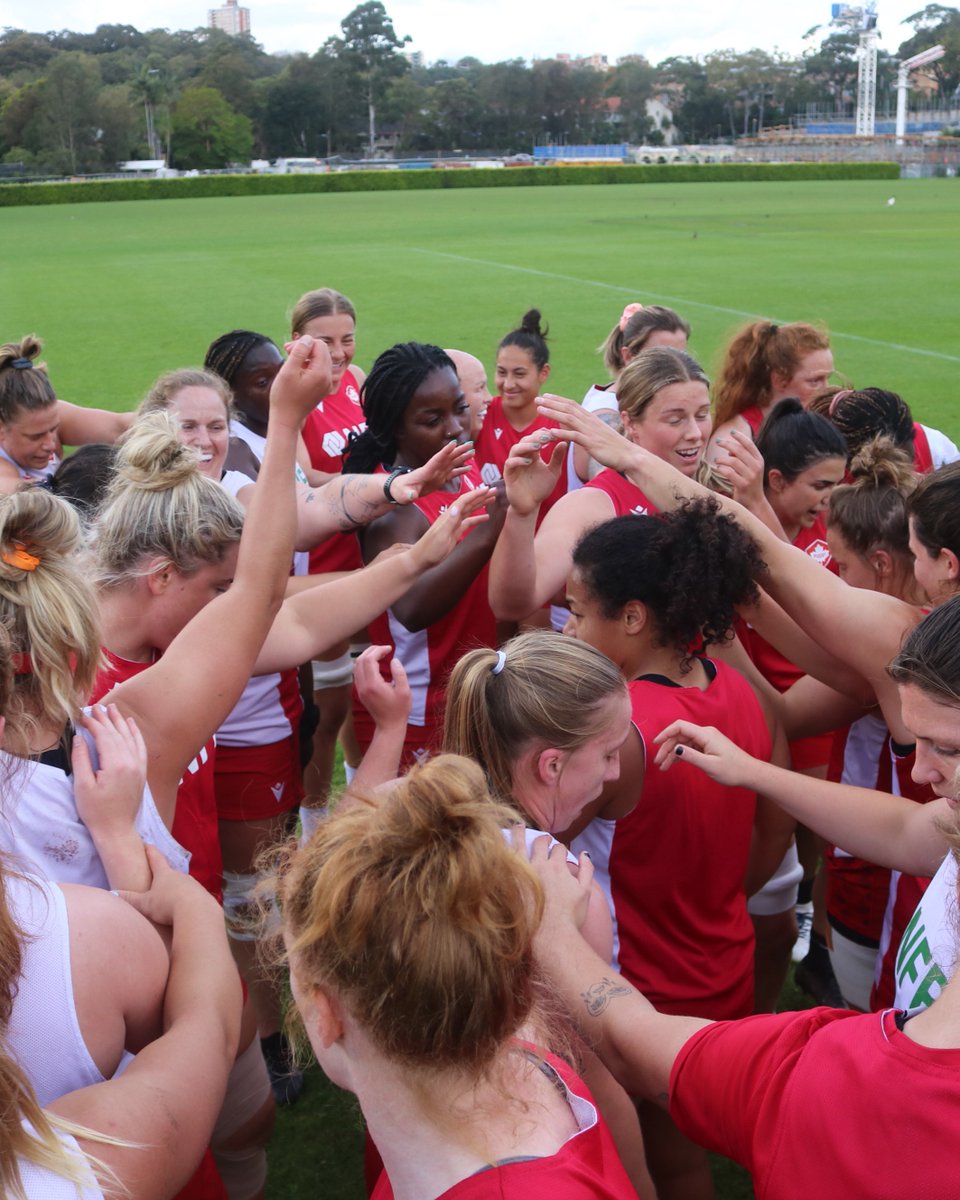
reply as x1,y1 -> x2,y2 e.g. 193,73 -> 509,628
797,878 -> 814,906
803,929 -> 832,973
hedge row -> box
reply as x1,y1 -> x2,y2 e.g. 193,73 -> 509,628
0,160 -> 900,207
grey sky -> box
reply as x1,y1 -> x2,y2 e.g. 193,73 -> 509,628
2,0 -> 934,66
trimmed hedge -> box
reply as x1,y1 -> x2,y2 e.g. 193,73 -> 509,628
0,160 -> 900,207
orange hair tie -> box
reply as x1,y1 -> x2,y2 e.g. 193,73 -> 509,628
2,543 -> 40,571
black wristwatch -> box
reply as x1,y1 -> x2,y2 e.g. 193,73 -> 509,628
383,465 -> 412,504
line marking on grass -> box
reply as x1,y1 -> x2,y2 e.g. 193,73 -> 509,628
411,248 -> 960,365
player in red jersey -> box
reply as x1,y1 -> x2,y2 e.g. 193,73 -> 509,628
475,309 -> 568,530
290,288 -> 368,822
344,342 -> 505,767
576,302 -> 691,484
706,319 -> 834,458
280,754 -> 645,1200
489,346 -> 713,623
560,502 -> 790,1200
809,385 -> 959,476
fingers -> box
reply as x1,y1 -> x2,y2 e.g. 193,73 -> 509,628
388,655 -> 409,691
452,484 -> 496,517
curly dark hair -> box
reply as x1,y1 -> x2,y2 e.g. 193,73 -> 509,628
571,498 -> 765,672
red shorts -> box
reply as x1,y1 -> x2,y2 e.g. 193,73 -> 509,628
214,737 -> 303,821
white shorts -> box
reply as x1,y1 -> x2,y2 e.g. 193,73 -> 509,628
828,927 -> 878,1011
311,649 -> 354,691
747,842 -> 803,916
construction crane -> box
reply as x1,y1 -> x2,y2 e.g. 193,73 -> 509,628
830,3 -> 879,135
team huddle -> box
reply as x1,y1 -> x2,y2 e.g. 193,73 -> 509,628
0,290 -> 958,1200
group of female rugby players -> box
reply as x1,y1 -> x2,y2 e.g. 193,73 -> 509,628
0,291 -> 958,1200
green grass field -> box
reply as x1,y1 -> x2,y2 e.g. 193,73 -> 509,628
3,176 -> 955,1199
3,177 -> 959,439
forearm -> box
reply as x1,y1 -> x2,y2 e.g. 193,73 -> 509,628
536,919 -> 700,1100
86,828 -> 152,892
236,416 -> 300,608
488,508 -> 542,620
732,757 -> 946,876
259,549 -> 422,671
390,532 -> 497,630
299,474 -> 402,545
351,724 -> 404,793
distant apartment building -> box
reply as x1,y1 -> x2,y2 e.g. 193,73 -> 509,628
208,0 -> 250,36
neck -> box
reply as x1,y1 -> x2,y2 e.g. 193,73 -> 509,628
626,640 -> 709,689
503,397 -> 537,430
236,408 -> 268,439
351,1041 -> 575,1200
900,960 -> 960,1049
97,587 -> 158,664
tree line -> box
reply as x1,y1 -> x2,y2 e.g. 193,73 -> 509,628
1,2 -> 958,174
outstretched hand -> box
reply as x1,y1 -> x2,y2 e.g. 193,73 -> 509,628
401,441 -> 475,503
535,394 -> 638,475
503,435 -> 567,517
273,335 -> 334,427
711,428 -> 766,510
73,704 -> 148,841
118,844 -> 210,927
652,719 -> 759,788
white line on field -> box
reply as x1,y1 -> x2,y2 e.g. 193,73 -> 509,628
410,248 -> 960,364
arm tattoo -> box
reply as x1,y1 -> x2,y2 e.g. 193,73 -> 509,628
330,475 -> 381,530
581,976 -> 633,1017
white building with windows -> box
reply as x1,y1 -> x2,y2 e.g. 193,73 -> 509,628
208,0 -> 250,37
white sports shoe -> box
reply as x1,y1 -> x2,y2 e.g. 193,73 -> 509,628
792,901 -> 814,963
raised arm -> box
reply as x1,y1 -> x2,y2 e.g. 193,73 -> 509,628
360,483 -> 505,632
652,719 -> 949,878
237,440 -> 474,551
489,436 -> 612,620
105,336 -> 327,822
255,485 -> 495,671
539,398 -> 919,739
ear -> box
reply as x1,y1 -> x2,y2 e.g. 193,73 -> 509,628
539,363 -> 551,386
766,467 -> 786,494
145,558 -> 174,596
770,370 -> 790,395
942,546 -> 960,582
535,745 -> 566,786
869,548 -> 893,579
310,986 -> 346,1049
621,598 -> 648,636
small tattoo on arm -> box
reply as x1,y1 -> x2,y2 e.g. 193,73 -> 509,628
582,976 -> 632,1017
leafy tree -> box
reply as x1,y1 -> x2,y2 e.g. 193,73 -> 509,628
41,51 -> 102,172
332,2 -> 410,154
170,85 -> 252,168
608,56 -> 657,142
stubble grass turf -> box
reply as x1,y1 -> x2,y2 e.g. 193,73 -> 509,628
3,177 -> 958,438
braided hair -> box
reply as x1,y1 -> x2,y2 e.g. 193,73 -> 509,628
343,342 -> 455,474
204,330 -> 276,389
809,387 -> 915,462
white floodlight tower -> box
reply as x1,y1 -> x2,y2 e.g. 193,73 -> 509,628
830,3 -> 880,135
896,44 -> 945,144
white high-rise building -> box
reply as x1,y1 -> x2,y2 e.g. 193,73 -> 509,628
208,0 -> 250,36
